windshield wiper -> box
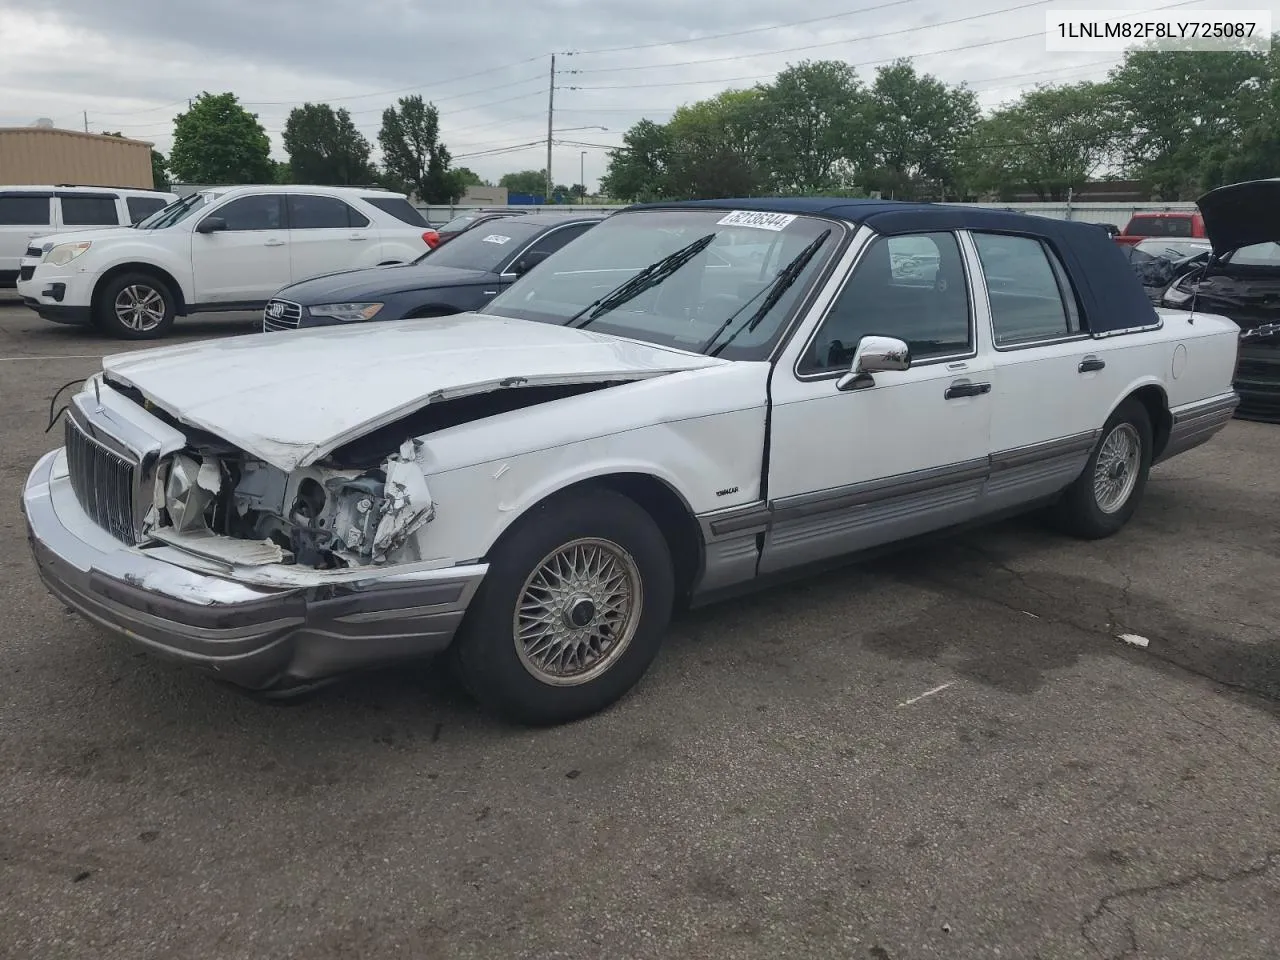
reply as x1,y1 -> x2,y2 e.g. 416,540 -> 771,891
567,232 -> 717,329
704,229 -> 832,357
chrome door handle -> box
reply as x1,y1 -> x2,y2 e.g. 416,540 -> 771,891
945,380 -> 991,399
349,234 -> 367,241
264,238 -> 285,247
1079,356 -> 1105,372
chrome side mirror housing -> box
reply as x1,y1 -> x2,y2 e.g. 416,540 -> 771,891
836,335 -> 911,391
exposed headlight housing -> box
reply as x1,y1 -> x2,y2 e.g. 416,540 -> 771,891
309,302 -> 384,322
43,241 -> 93,267
164,454 -> 222,532
1162,285 -> 1193,306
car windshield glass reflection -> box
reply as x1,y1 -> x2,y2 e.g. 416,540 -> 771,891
478,209 -> 841,361
414,221 -> 543,270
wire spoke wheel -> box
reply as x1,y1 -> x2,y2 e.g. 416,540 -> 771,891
114,284 -> 166,332
1093,422 -> 1141,514
514,537 -> 642,687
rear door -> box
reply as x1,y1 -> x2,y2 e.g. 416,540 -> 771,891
56,192 -> 121,230
287,194 -> 377,282
0,191 -> 54,280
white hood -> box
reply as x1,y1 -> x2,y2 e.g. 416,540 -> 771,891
100,313 -> 726,472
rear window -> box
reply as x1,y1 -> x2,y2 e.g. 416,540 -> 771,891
1124,215 -> 1193,238
61,195 -> 120,226
362,196 -> 427,226
438,214 -> 481,232
126,196 -> 168,224
0,195 -> 52,225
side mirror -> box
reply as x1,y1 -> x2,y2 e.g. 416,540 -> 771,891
196,216 -> 227,234
836,335 -> 910,391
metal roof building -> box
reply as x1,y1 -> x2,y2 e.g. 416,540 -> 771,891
0,125 -> 155,189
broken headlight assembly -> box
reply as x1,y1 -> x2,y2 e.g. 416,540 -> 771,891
308,302 -> 384,322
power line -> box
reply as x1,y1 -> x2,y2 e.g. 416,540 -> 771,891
570,0 -> 1057,75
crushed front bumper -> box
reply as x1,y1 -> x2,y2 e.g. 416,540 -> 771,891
22,449 -> 486,692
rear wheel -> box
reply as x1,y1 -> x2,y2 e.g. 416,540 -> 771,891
93,272 -> 176,339
1051,398 -> 1153,539
450,487 -> 674,725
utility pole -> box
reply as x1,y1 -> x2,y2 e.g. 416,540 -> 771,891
83,110 -> 88,133
545,54 -> 555,204
580,151 -> 586,204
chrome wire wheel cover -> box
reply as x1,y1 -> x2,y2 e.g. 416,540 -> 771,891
1093,422 -> 1141,514
114,284 -> 166,331
514,537 -> 643,686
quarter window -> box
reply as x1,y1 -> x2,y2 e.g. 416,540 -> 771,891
126,196 -> 168,223
288,194 -> 368,229
60,196 -> 119,226
210,195 -> 285,231
0,195 -> 51,225
973,233 -> 1082,346
800,231 -> 972,375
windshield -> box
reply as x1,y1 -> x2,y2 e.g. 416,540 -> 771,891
1226,241 -> 1280,266
413,220 -> 542,270
479,208 -> 844,360
135,191 -> 219,229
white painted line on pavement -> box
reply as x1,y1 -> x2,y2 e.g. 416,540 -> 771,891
1118,633 -> 1150,648
898,681 -> 956,708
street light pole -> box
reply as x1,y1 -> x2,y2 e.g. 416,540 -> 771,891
580,151 -> 586,204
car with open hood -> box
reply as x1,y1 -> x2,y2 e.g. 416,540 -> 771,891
1119,237 -> 1212,304
1160,178 -> 1280,423
22,198 -> 1241,725
262,213 -> 605,330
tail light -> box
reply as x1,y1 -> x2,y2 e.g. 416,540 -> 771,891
423,230 -> 440,249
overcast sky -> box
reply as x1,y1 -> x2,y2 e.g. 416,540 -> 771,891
0,0 -> 1271,191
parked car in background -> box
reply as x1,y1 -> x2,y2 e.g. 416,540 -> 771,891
16,185 -> 433,339
264,213 -> 605,330
1116,210 -> 1207,246
425,208 -> 531,249
23,197 -> 1240,725
1088,221 -> 1121,238
1119,237 -> 1212,302
1,185 -> 177,286
1161,179 -> 1280,423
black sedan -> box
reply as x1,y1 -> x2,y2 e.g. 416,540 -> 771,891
263,213 -> 605,331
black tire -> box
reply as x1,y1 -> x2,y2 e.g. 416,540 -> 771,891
93,271 -> 177,339
450,486 -> 674,726
1051,398 -> 1153,539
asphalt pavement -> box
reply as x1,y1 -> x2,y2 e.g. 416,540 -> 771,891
2,293 -> 1278,960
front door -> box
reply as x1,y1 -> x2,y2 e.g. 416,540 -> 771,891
191,194 -> 291,305
761,229 -> 993,574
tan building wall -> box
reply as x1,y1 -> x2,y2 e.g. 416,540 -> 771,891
0,127 -> 154,188
462,185 -> 508,205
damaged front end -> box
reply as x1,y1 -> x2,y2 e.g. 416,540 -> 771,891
146,438 -> 435,570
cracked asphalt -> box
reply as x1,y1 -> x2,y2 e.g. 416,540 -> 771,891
1,295 -> 1278,960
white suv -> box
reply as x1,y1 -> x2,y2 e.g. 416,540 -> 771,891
1,185 -> 177,288
17,184 -> 433,339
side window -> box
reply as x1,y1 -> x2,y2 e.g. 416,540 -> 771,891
288,194 -> 366,229
0,195 -> 52,225
60,195 -> 120,226
126,196 -> 167,224
973,233 -> 1082,346
210,195 -> 284,231
800,231 -> 972,375
524,223 -> 591,261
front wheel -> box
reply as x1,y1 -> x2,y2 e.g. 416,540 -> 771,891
93,272 -> 176,339
1051,398 -> 1153,539
450,487 -> 674,725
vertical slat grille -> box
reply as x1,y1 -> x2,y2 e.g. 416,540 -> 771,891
64,416 -> 137,544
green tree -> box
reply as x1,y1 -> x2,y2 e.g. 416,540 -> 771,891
168,92 -> 273,184
600,120 -> 671,201
282,103 -> 377,185
961,82 -> 1120,200
663,89 -> 766,199
498,169 -> 548,195
755,61 -> 871,194
378,95 -> 463,203
151,149 -> 171,190
866,61 -> 979,200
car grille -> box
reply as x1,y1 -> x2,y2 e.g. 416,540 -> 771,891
64,415 -> 138,544
18,265 -> 35,282
263,298 -> 303,331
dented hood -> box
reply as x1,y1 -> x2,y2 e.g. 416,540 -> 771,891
1197,179 -> 1280,255
99,314 -> 726,472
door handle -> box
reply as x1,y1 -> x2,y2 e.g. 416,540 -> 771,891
264,238 -> 285,247
348,234 -> 367,241
1079,357 -> 1105,372
945,380 -> 991,399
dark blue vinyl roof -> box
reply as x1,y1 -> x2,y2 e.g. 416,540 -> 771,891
622,197 -> 1159,335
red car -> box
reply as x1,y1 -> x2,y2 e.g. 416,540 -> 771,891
424,209 -> 530,250
1115,210 -> 1207,246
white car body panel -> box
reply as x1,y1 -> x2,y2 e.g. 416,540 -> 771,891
99,314 -> 729,473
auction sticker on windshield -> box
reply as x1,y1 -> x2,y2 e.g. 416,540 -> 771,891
716,211 -> 797,231
481,234 -> 512,244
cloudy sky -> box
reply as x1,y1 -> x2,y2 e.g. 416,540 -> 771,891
0,0 -> 1271,190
